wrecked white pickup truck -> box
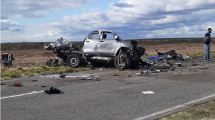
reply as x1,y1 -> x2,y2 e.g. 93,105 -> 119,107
45,30 -> 145,70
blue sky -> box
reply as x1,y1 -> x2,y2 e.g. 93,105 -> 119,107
1,0 -> 215,43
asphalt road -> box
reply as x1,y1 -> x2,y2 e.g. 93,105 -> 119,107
1,64 -> 215,120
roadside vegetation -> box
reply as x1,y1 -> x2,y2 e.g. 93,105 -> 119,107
1,39 -> 214,80
186,50 -> 215,58
161,99 -> 215,120
1,66 -> 91,80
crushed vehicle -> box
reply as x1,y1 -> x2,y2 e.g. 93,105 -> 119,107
1,53 -> 14,67
45,30 -> 145,70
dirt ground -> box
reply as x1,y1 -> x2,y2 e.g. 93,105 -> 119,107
1,49 -> 54,67
1,42 -> 215,67
144,42 -> 215,55
1,42 -> 215,120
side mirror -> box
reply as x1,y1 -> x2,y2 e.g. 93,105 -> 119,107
115,36 -> 119,41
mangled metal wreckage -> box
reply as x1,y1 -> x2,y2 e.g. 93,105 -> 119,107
45,30 -> 145,70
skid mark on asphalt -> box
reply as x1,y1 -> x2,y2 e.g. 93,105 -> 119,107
134,93 -> 215,120
0,91 -> 44,100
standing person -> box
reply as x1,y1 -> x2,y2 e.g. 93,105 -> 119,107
204,28 -> 212,62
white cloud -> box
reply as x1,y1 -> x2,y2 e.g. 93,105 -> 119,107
0,19 -> 24,32
1,0 -> 90,18
145,22 -> 215,38
1,0 -> 215,42
51,0 -> 215,39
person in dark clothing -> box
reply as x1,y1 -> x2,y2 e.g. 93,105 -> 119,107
204,28 -> 212,62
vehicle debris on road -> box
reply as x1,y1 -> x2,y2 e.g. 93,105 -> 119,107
59,74 -> 66,78
46,58 -> 62,67
111,73 -> 119,76
156,49 -> 185,61
56,73 -> 101,81
136,70 -> 150,76
128,72 -> 132,77
140,49 -> 189,74
44,87 -> 63,94
80,75 -> 100,81
41,85 -> 46,88
12,81 -> 23,87
31,79 -> 38,82
0,82 -> 7,85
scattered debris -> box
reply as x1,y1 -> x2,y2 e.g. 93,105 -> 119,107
44,87 -> 63,94
111,73 -> 119,76
183,55 -> 190,60
128,72 -> 132,77
144,50 -> 187,73
142,70 -> 150,75
148,56 -> 160,62
46,58 -> 62,67
136,70 -> 149,76
60,74 -> 66,78
0,82 -> 7,85
80,75 -> 100,81
135,72 -> 141,75
142,91 -> 155,95
153,69 -> 161,73
189,66 -> 209,70
169,67 -> 175,71
160,69 -> 168,72
12,81 -> 23,87
52,73 -> 101,81
175,63 -> 182,67
81,77 -> 92,80
99,68 -> 104,71
41,85 -> 46,87
32,79 -> 38,82
191,63 -> 199,66
156,49 -> 184,61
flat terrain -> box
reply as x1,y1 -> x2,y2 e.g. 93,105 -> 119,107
1,42 -> 215,120
1,49 -> 53,67
1,42 -> 215,67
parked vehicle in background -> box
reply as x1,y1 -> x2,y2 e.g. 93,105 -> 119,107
1,53 -> 14,67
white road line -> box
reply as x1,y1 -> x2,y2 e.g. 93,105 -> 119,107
0,91 -> 44,100
134,93 -> 215,120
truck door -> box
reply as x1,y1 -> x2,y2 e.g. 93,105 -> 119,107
82,31 -> 101,54
97,31 -> 118,56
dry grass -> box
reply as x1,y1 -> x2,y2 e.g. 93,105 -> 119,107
1,66 -> 91,80
160,100 -> 215,120
2,42 -> 215,67
145,43 -> 214,55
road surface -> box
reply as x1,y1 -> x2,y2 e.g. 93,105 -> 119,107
1,64 -> 215,120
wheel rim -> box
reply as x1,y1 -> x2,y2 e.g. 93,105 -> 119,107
118,54 -> 126,67
70,58 -> 78,65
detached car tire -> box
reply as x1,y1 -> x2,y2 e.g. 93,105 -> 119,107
67,54 -> 81,67
114,52 -> 131,70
